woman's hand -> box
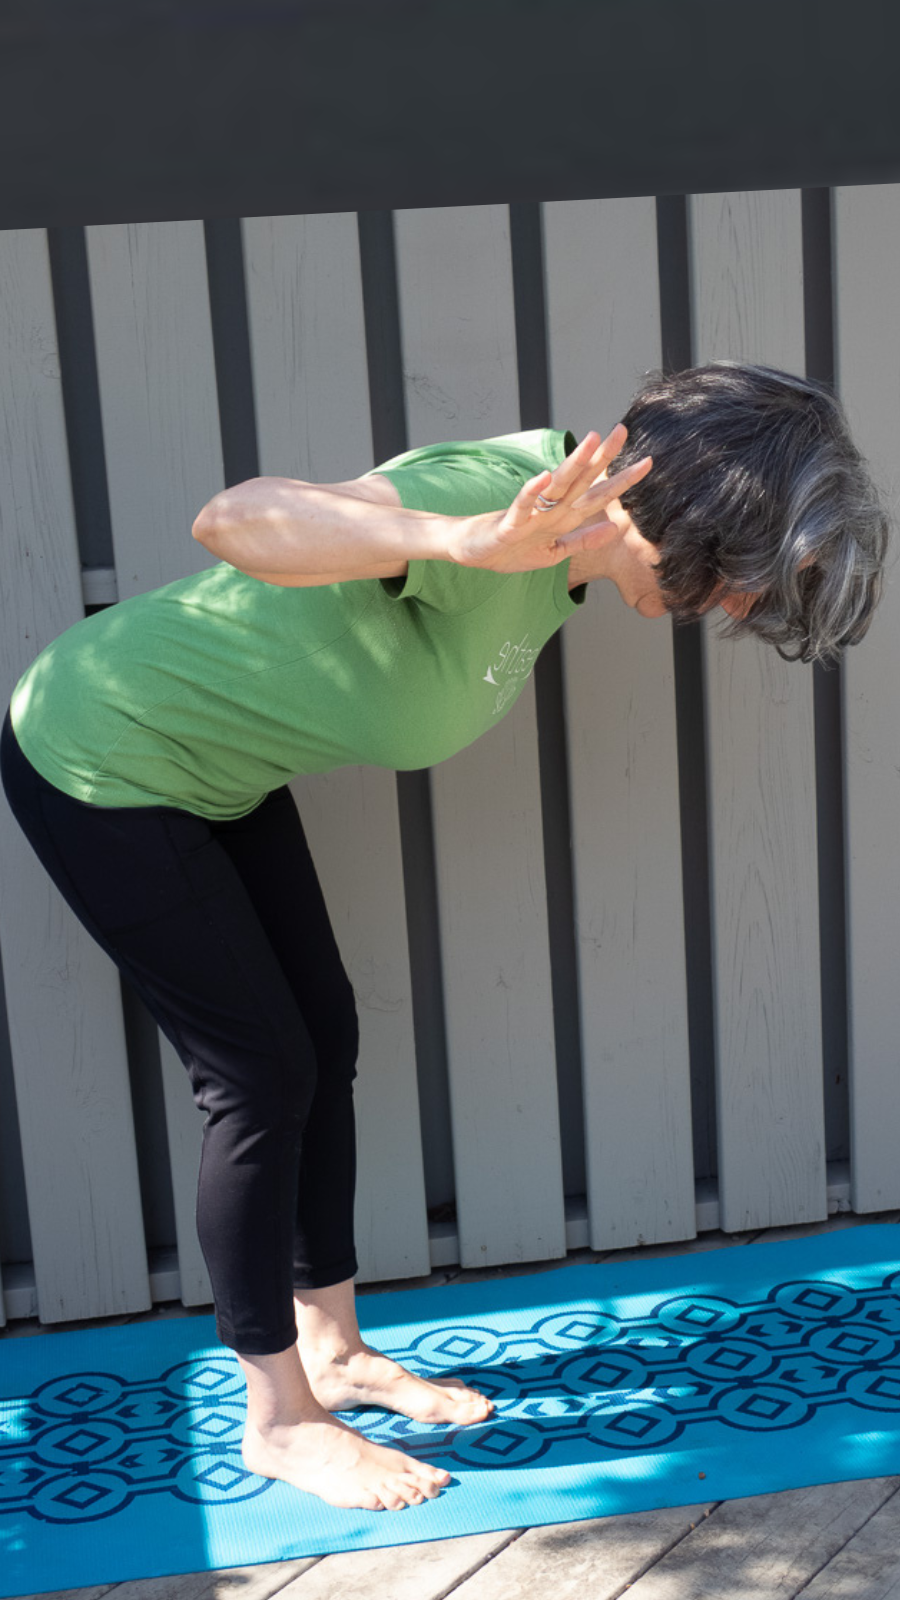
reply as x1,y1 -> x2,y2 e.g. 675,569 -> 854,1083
446,424 -> 652,573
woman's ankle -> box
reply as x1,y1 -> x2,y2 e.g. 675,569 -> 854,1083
237,1342 -> 321,1430
293,1276 -> 361,1361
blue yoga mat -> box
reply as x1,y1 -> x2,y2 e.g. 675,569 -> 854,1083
4,1224 -> 900,1596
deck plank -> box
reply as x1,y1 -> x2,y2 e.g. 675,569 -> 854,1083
273,1531 -> 519,1598
14,1559 -> 321,1600
613,1478 -> 898,1600
439,1503 -> 716,1600
799,1484 -> 900,1598
749,1212 -> 900,1245
13,1589 -> 115,1600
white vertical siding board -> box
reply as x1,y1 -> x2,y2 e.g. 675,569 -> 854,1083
690,190 -> 827,1230
242,212 -> 374,482
0,229 -> 151,1323
395,205 -> 522,444
290,770 -> 430,1282
85,221 -> 223,598
395,204 -> 567,1266
158,1035 -> 211,1305
562,580 -> 696,1249
244,212 -> 430,1280
85,220 -> 226,1305
704,637 -> 825,1225
833,185 -> 900,1211
429,682 -> 567,1266
543,197 -> 663,438
544,195 -> 696,1249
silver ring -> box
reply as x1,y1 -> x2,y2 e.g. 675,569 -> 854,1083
535,493 -> 559,511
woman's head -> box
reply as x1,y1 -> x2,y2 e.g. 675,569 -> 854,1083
612,361 -> 891,663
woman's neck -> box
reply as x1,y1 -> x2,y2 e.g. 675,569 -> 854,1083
566,550 -> 606,588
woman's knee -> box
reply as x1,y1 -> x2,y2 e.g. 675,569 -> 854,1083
170,1011 -> 321,1128
311,989 -> 360,1089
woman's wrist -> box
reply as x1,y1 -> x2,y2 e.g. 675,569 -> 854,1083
438,510 -> 497,568
413,509 -> 460,565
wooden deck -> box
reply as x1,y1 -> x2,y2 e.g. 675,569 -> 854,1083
7,1211 -> 900,1600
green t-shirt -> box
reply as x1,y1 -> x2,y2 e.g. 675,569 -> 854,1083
9,428 -> 586,820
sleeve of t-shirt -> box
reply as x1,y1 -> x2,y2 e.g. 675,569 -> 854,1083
363,430 -> 576,613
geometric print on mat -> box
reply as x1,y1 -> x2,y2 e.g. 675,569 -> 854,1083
0,1359 -> 261,1525
6,1271 -> 900,1524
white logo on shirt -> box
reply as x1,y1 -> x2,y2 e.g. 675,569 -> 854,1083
484,634 -> 540,715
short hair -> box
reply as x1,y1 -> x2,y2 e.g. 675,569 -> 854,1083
612,361 -> 891,664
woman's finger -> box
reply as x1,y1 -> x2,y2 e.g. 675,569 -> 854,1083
602,452 -> 653,499
590,421 -> 628,472
519,469 -> 554,506
577,452 -> 653,510
536,423 -> 631,510
552,513 -> 619,552
569,423 -> 630,494
535,432 -> 602,505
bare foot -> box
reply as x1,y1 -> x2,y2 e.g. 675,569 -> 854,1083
301,1342 -> 495,1425
241,1400 -> 451,1512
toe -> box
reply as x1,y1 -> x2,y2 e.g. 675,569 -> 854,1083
437,1378 -> 493,1409
410,1459 -> 449,1493
380,1483 -> 407,1511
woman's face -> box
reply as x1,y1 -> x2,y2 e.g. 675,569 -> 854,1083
601,490 -> 761,621
613,517 -> 670,617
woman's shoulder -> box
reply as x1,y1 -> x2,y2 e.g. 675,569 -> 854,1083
364,429 -> 574,518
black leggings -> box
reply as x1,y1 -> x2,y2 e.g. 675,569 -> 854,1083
0,707 -> 359,1356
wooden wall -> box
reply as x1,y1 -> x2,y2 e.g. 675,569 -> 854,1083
0,185 -> 897,1327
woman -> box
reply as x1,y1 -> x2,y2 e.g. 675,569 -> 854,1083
0,361 -> 888,1513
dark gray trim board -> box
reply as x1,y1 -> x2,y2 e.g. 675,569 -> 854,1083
2,0 -> 899,229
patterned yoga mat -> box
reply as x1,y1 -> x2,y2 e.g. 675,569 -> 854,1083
3,1225 -> 900,1596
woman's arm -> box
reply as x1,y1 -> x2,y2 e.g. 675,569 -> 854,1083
191,473 -> 446,587
191,429 -> 653,588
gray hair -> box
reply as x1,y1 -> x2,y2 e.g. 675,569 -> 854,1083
613,361 -> 891,664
